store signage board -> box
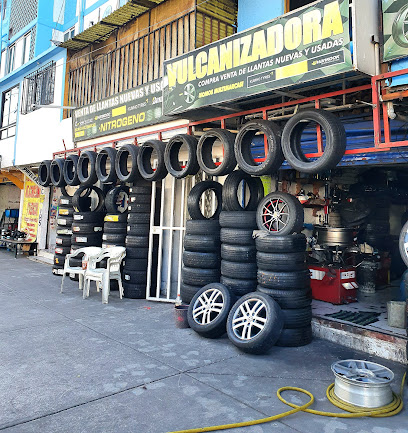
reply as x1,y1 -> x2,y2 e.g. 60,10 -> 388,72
163,0 -> 352,115
72,79 -> 168,142
382,0 -> 408,62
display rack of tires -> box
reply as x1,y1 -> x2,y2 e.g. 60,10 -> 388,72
180,181 -> 223,303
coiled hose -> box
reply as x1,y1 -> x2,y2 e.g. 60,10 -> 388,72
170,372 -> 406,433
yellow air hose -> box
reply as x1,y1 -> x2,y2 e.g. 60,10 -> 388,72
169,372 -> 406,433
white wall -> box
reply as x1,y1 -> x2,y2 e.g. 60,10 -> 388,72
0,136 -> 15,168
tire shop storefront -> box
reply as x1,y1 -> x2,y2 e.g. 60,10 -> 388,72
49,0 -> 408,361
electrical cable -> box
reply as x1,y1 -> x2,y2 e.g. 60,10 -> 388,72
169,372 -> 406,433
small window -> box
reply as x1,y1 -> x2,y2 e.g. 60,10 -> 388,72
5,31 -> 32,75
63,27 -> 75,41
0,85 -> 19,140
21,62 -> 56,114
286,0 -> 316,12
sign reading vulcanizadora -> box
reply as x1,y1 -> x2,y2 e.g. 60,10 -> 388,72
73,79 -> 168,142
382,0 -> 408,62
163,0 -> 352,115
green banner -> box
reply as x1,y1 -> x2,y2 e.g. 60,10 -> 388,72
163,0 -> 352,115
72,79 -> 168,142
382,0 -> 408,62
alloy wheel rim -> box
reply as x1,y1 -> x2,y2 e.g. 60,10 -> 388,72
261,198 -> 290,232
192,288 -> 224,325
232,298 -> 268,340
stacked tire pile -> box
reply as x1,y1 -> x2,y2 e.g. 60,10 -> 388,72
219,171 -> 263,297
123,182 -> 152,299
255,192 -> 312,347
181,181 -> 223,303
52,194 -> 74,276
102,185 -> 129,248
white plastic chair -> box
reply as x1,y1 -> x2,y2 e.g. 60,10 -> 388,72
83,246 -> 126,303
60,247 -> 103,294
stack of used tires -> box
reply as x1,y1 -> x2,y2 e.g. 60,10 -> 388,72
255,191 -> 313,347
53,193 -> 74,276
123,182 -> 152,299
181,181 -> 223,303
102,185 -> 129,248
219,171 -> 263,297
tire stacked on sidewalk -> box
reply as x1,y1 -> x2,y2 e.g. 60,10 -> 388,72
181,181 -> 223,304
255,192 -> 312,347
53,195 -> 75,276
102,185 -> 129,248
123,182 -> 152,299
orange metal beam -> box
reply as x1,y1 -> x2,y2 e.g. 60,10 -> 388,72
0,171 -> 24,189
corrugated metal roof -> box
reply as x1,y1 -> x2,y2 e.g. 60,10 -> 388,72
60,0 -> 166,52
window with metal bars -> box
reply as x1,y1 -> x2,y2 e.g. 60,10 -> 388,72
21,61 -> 56,114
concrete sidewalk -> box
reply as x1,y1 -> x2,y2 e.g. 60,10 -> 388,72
0,250 -> 406,433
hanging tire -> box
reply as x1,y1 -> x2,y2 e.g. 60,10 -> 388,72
73,211 -> 105,223
115,144 -> 141,183
50,159 -> 66,187
276,326 -> 313,347
38,160 -> 52,186
137,140 -> 168,181
221,261 -> 257,279
187,181 -> 223,220
165,134 -> 200,179
235,119 -> 283,175
72,186 -> 105,213
281,109 -> 346,173
256,192 -> 304,234
281,307 -> 312,329
63,155 -> 80,186
128,213 -> 150,224
180,283 -> 203,304
197,128 -> 236,176
221,244 -> 256,262
185,219 -> 220,235
187,283 -> 234,338
182,266 -> 220,286
256,286 -> 312,309
256,251 -> 307,271
220,228 -> 254,246
222,171 -> 264,212
257,269 -> 310,289
183,234 -> 220,253
72,222 -> 104,233
220,275 -> 257,296
219,211 -> 256,229
96,147 -> 117,183
105,185 -> 129,214
226,292 -> 283,354
255,233 -> 307,253
77,150 -> 98,186
183,251 -> 221,269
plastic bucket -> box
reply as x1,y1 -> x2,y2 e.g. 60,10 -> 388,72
387,301 -> 407,329
174,304 -> 190,329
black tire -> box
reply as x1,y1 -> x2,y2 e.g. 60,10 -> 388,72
105,213 -> 128,223
256,286 -> 312,309
123,283 -> 146,299
165,134 -> 200,179
185,219 -> 220,235
56,216 -> 74,227
55,235 -> 71,246
219,211 -> 257,229
257,269 -> 310,289
126,235 -> 149,248
54,254 -> 66,266
281,109 -> 346,173
128,203 -> 151,213
126,247 -> 149,259
281,307 -> 312,329
63,155 -> 80,186
103,222 -> 127,234
50,158 -> 66,187
235,120 -> 283,175
123,258 -> 148,269
56,227 -> 73,235
127,224 -> 150,236
105,185 -> 129,214
255,233 -> 306,253
59,196 -> 73,206
129,183 -> 151,195
38,160 -> 52,186
221,244 -> 256,262
128,213 -> 151,224
137,140 -> 168,181
96,147 -> 117,183
220,228 -> 254,246
220,275 -> 257,296
102,233 -> 127,243
182,266 -> 220,286
256,251 -> 307,271
226,292 -> 283,354
187,181 -> 223,220
183,234 -> 220,253
276,326 -> 313,347
129,194 -> 151,204
55,246 -> 71,255
71,233 -> 102,245
399,220 -> 408,267
180,283 -> 202,304
187,283 -> 235,338
52,265 -> 64,276
256,192 -> 304,234
58,206 -> 74,217
72,186 -> 105,213
69,257 -> 83,267
183,251 -> 221,269
115,144 -> 141,183
77,150 -> 98,186
73,211 -> 105,223
197,128 -> 236,176
221,260 -> 257,279
72,222 -> 104,234
123,270 -> 147,284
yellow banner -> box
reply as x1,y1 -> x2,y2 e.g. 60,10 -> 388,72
20,178 -> 44,242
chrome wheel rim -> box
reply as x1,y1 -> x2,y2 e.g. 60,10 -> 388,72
261,198 -> 290,232
232,298 -> 267,340
192,288 -> 224,325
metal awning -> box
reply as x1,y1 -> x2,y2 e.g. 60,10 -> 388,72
60,0 -> 167,52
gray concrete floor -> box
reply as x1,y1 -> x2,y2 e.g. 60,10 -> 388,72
0,250 -> 407,433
